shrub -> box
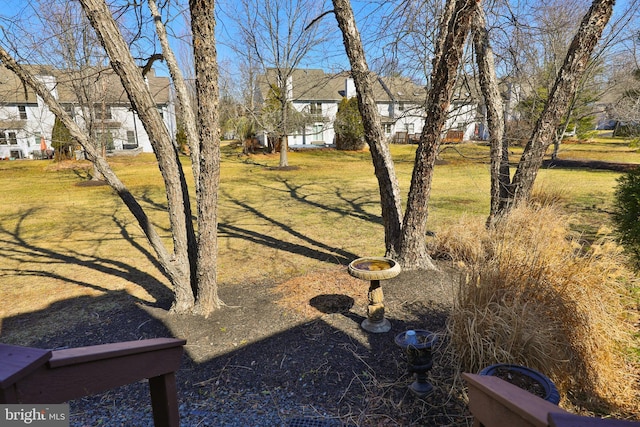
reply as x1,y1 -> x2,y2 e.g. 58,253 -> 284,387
334,97 -> 365,150
612,167 -> 640,268
433,205 -> 639,414
51,116 -> 75,159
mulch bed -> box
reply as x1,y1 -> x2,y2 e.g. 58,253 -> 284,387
2,263 -> 475,426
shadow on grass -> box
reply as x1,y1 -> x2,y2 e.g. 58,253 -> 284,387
0,208 -> 173,307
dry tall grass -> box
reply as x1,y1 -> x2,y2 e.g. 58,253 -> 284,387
431,204 -> 639,415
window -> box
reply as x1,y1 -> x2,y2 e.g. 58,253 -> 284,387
404,123 -> 415,134
398,102 -> 405,111
310,102 -> 322,115
94,105 -> 112,120
0,131 -> 17,145
157,108 -> 164,119
63,104 -> 75,118
312,124 -> 323,141
127,131 -> 136,145
18,106 -> 27,120
383,124 -> 393,134
95,130 -> 114,150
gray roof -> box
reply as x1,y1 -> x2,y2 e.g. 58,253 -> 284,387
0,65 -> 171,105
258,68 -> 428,104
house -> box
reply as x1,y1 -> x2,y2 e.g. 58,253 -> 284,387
0,65 -> 175,160
254,68 -> 486,148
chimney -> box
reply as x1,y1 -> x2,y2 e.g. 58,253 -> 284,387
345,77 -> 356,98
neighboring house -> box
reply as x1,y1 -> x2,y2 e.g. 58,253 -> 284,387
254,68 -> 486,148
0,65 -> 175,159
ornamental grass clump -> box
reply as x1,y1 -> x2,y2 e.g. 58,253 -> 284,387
433,204 -> 639,414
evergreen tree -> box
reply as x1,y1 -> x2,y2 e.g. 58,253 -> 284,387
51,116 -> 75,159
335,97 -> 365,150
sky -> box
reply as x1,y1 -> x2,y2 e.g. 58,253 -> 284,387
0,0 -> 638,82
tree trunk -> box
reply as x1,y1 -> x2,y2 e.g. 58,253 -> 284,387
148,0 -> 201,194
0,45 -> 188,305
79,0 -> 197,313
507,0 -> 615,210
279,97 -> 289,167
189,0 -> 223,316
331,0 -> 404,257
398,0 -> 478,269
472,4 -> 510,227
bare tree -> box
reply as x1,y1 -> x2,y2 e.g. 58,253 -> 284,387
331,0 -> 404,260
333,0 -> 477,270
474,0 -> 617,218
0,0 -> 223,315
507,0 -> 615,208
220,0 -> 333,167
472,4 -> 509,227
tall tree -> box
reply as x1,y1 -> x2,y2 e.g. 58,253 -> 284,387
472,4 -> 508,227
331,0 -> 404,261
220,0 -> 332,167
506,0 -> 615,209
38,1 -> 111,180
333,0 -> 477,269
0,0 -> 223,315
476,0 -> 634,221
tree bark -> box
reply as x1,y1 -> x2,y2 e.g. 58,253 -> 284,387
79,0 -> 197,313
507,0 -> 615,209
189,0 -> 223,315
398,0 -> 478,269
472,4 -> 510,227
279,96 -> 289,167
148,0 -> 201,193
331,0 -> 404,257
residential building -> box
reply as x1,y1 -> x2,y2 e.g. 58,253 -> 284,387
254,68 -> 486,148
0,65 -> 175,160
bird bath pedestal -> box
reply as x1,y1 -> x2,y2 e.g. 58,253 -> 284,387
348,257 -> 401,333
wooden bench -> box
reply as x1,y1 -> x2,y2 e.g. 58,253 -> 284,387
0,338 -> 186,427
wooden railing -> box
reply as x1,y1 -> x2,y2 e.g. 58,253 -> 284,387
0,338 -> 186,427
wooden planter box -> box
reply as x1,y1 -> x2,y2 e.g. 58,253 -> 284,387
463,373 -> 640,427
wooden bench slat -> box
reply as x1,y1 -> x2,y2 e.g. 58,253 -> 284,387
48,338 -> 186,368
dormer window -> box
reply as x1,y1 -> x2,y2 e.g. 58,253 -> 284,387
398,102 -> 405,111
94,104 -> 112,120
310,102 -> 322,115
18,105 -> 27,120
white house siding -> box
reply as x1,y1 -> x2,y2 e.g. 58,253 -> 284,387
289,100 -> 339,147
0,103 -> 55,159
256,69 -> 487,148
0,66 -> 175,159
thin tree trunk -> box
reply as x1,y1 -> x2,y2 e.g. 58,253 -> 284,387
79,0 -> 197,313
472,4 -> 510,227
399,0 -> 478,269
189,0 -> 223,315
331,0 -> 404,257
507,0 -> 615,209
279,97 -> 289,167
148,0 -> 201,193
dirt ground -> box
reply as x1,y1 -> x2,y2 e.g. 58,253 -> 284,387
3,262 -> 472,426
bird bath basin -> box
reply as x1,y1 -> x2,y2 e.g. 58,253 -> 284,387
348,257 -> 401,333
